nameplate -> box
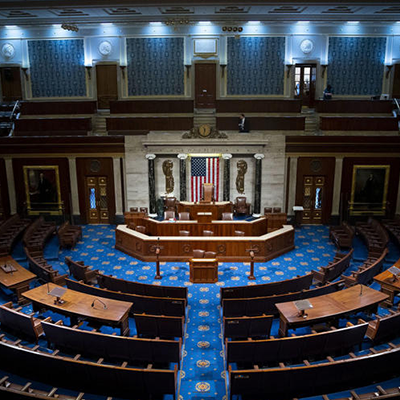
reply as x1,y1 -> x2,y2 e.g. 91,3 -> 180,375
197,212 -> 212,216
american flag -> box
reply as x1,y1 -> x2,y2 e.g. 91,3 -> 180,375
191,157 -> 220,202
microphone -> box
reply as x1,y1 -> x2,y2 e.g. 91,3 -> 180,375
91,298 -> 107,309
47,281 -> 50,294
359,284 -> 363,296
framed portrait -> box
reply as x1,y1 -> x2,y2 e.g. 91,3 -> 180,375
23,165 -> 62,215
349,165 -> 390,216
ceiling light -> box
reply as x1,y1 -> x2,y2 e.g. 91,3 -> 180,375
297,21 -> 309,24
347,21 -> 359,24
101,23 -> 113,26
150,22 -> 162,25
199,21 -> 211,25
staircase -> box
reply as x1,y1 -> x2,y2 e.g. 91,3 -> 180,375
92,110 -> 109,136
302,107 -> 321,135
193,108 -> 216,128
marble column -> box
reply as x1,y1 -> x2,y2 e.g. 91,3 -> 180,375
253,153 -> 265,217
222,154 -> 232,201
177,154 -> 188,201
146,154 -> 157,216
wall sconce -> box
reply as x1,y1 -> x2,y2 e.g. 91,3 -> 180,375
285,64 -> 293,78
321,64 -> 328,78
386,65 -> 393,79
85,66 -> 92,80
21,67 -> 29,81
120,65 -> 126,79
220,63 -> 227,77
184,64 -> 191,78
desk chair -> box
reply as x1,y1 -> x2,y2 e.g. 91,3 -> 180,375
234,196 -> 251,216
273,207 -> 281,213
202,183 -> 214,203
204,251 -> 216,258
193,249 -> 205,258
179,212 -> 190,221
164,211 -> 175,220
135,226 -> 146,234
222,212 -> 233,221
164,197 -> 177,212
264,207 -> 272,214
203,230 -> 214,236
130,207 -> 138,212
179,230 -> 190,236
140,207 -> 148,214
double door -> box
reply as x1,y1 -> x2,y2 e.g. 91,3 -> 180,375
294,64 -> 317,108
86,176 -> 109,224
195,64 -> 216,108
302,176 -> 325,224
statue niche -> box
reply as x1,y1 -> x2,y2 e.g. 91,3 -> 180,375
236,160 -> 247,194
162,160 -> 174,194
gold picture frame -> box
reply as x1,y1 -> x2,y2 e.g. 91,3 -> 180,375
349,165 -> 390,216
23,165 -> 63,215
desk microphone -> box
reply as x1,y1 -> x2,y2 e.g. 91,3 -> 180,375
91,298 -> 107,309
47,281 -> 50,294
359,284 -> 363,296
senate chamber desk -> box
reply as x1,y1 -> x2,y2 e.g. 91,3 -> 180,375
374,258 -> 400,305
22,283 -> 132,336
276,285 -> 388,337
115,220 -> 294,262
0,256 -> 36,303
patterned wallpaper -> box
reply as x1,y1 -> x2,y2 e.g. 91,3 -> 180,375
126,38 -> 184,96
327,37 -> 386,96
227,37 -> 285,95
28,40 -> 86,98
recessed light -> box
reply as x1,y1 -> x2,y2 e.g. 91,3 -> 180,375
347,21 -> 359,24
150,22 -> 162,25
297,21 -> 309,24
198,21 -> 211,25
101,23 -> 113,26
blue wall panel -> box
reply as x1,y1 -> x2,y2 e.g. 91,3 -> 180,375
227,36 -> 285,95
327,37 -> 386,96
28,39 -> 86,98
126,37 -> 184,96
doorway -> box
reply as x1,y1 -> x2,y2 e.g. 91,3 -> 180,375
195,63 -> 216,108
392,63 -> 400,98
96,64 -> 118,109
0,67 -> 22,101
294,64 -> 317,108
301,176 -> 325,224
86,176 -> 110,224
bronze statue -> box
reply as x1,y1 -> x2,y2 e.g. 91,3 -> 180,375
162,160 -> 174,194
236,160 -> 247,194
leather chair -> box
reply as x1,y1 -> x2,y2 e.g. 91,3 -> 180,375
179,212 -> 190,221
179,230 -> 190,236
140,207 -> 148,214
193,249 -> 205,258
203,230 -> 214,236
221,212 -> 233,221
234,230 -> 245,236
273,207 -> 281,213
264,207 -> 272,214
135,226 -> 146,234
128,222 -> 136,230
234,196 -> 251,216
130,207 -> 138,212
204,251 -> 217,258
202,183 -> 214,203
164,197 -> 177,212
164,211 -> 175,220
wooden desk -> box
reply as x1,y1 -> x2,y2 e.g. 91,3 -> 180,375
0,256 -> 36,303
374,261 -> 400,305
190,258 -> 218,283
177,201 -> 233,221
276,285 -> 388,337
22,283 -> 132,336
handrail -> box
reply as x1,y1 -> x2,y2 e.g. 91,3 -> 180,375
10,100 -> 20,120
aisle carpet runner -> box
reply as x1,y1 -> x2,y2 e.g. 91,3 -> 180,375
53,224 -> 398,400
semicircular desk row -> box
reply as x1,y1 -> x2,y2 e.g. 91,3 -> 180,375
115,215 -> 295,262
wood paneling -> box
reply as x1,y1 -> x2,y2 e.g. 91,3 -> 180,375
286,136 -> 400,154
14,118 -> 92,134
106,117 -> 193,131
195,63 -> 216,108
96,64 -> 118,109
76,158 -> 115,224
320,116 -> 398,131
216,100 -> 302,113
115,225 -> 295,262
295,157 -> 336,224
12,158 -> 70,215
340,157 -> 400,219
0,67 -> 22,101
110,100 -> 193,114
315,100 -> 394,114
217,116 -> 305,131
0,136 -> 124,155
0,158 -> 10,219
20,101 -> 97,115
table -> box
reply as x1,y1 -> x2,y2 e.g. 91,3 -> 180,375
276,285 -> 388,337
374,261 -> 400,305
190,258 -> 218,283
0,256 -> 36,303
22,283 -> 132,336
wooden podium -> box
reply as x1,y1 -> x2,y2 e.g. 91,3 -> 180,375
189,258 -> 218,283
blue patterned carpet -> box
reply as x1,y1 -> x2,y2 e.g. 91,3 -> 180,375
4,224 -> 400,400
